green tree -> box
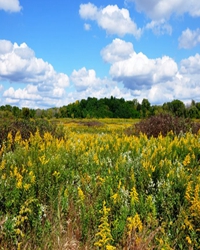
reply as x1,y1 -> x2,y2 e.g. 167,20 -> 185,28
12,106 -> 21,118
170,99 -> 186,117
163,100 -> 186,117
187,106 -> 199,118
21,107 -> 30,119
141,98 -> 151,118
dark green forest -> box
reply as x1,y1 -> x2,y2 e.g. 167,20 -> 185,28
1,97 -> 200,119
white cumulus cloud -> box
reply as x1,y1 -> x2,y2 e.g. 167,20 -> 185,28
108,48 -> 178,89
3,86 -> 41,101
179,28 -> 200,49
127,0 -> 200,20
101,38 -> 134,63
101,39 -> 179,90
0,0 -> 22,12
70,67 -> 117,92
180,53 -> 200,75
3,84 -> 68,108
100,39 -> 200,104
0,40 -> 70,108
0,40 -> 69,87
79,3 -> 142,38
70,67 -> 99,92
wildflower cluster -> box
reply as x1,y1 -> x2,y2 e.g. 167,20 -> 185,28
0,119 -> 200,249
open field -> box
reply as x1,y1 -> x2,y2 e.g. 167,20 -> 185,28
0,119 -> 200,249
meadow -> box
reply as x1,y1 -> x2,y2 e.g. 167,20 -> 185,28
0,118 -> 200,249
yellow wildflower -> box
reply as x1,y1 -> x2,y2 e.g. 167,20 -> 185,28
94,201 -> 115,249
93,153 -> 99,165
52,171 -> 60,178
0,159 -> 6,170
183,154 -> 191,166
106,245 -> 116,250
78,187 -> 85,201
186,236 -> 192,244
127,213 -> 143,235
15,131 -> 22,145
39,155 -> 49,165
13,168 -> 23,189
111,193 -> 119,204
130,186 -> 139,205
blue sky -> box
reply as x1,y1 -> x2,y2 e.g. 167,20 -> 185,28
0,0 -> 200,109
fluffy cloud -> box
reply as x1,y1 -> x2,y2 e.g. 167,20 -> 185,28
3,84 -> 66,100
110,54 -> 178,89
128,0 -> 200,20
101,39 -> 183,95
79,3 -> 142,38
71,67 -> 100,92
0,40 -> 69,87
101,38 -> 133,63
105,39 -> 178,89
100,39 -> 200,104
179,28 -> 200,49
3,86 -> 41,101
0,0 -> 22,12
70,67 -> 117,92
3,84 -> 67,108
180,54 -> 200,75
67,66 -> 134,104
0,40 -> 70,108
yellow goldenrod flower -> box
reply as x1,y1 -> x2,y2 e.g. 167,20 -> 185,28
106,245 -> 116,250
16,173 -> 23,189
39,155 -> 49,165
127,213 -> 143,235
0,159 -> 6,170
186,236 -> 192,244
111,193 -> 119,204
78,187 -> 85,201
183,154 -> 191,166
185,181 -> 193,201
94,201 -> 115,249
52,171 -> 60,178
15,131 -> 22,145
130,186 -> 139,205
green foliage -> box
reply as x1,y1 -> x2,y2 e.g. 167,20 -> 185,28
2,98 -> 200,120
163,99 -> 186,117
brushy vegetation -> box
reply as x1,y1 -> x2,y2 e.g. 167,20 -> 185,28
0,117 -> 200,249
125,113 -> 200,137
0,118 -> 65,151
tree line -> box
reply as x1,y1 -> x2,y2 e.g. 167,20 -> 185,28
1,97 -> 200,119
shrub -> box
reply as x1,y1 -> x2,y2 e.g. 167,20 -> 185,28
127,113 -> 200,137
